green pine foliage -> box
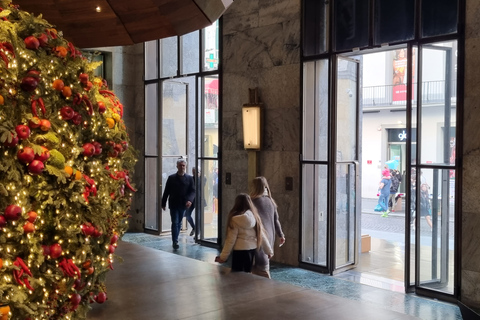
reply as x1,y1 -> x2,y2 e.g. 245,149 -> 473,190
0,1 -> 138,319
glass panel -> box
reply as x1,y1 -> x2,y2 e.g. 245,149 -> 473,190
416,168 -> 455,294
162,81 -> 187,156
422,0 -> 458,38
374,0 -> 414,45
420,42 -> 456,166
144,40 -> 158,80
204,76 -> 219,157
334,0 -> 369,51
145,83 -> 158,156
303,0 -> 328,56
160,36 -> 178,78
200,159 -> 219,242
161,157 -> 179,232
180,31 -> 200,75
203,21 -> 219,71
336,58 -> 357,161
145,158 -> 158,231
336,163 -> 356,267
301,164 -> 327,266
303,60 -> 328,161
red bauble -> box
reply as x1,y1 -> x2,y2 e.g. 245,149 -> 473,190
4,205 -> 22,221
15,124 -> 31,139
40,119 -> 51,131
60,106 -> 75,120
27,211 -> 37,223
3,133 -> 18,147
70,293 -> 82,306
49,243 -> 62,259
37,33 -> 49,47
95,292 -> 107,304
82,143 -> 95,157
108,244 -> 115,254
29,117 -> 41,129
92,141 -> 102,155
0,215 -> 7,227
20,76 -> 38,92
72,112 -> 82,125
42,245 -> 51,256
24,36 -> 40,50
97,101 -> 106,114
110,234 -> 119,245
79,73 -> 89,83
23,222 -> 35,234
17,147 -> 35,164
28,160 -> 44,175
34,146 -> 50,162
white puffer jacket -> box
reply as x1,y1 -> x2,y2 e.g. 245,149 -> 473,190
219,210 -> 273,262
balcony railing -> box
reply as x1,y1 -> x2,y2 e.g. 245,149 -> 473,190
362,80 -> 457,108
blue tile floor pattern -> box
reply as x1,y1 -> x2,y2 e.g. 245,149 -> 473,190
122,232 -> 462,320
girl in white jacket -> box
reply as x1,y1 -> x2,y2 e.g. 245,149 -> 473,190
215,193 -> 273,272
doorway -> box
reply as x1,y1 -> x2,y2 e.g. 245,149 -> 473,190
301,43 -> 458,297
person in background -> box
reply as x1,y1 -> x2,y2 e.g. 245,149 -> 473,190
184,167 -> 206,237
250,176 -> 285,278
215,193 -> 273,273
161,158 -> 195,250
388,169 -> 402,212
377,168 -> 392,217
412,183 -> 433,230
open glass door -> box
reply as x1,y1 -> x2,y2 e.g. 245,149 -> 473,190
332,56 -> 360,272
410,41 -> 457,297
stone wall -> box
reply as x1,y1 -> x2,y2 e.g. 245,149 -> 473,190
222,0 -> 301,266
462,0 -> 480,309
92,44 -> 145,232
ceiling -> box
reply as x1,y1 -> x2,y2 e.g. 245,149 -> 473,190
15,0 -> 233,48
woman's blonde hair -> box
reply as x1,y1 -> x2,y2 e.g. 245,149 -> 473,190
250,176 -> 277,207
226,193 -> 264,248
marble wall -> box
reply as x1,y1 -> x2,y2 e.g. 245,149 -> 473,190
93,44 -> 146,232
222,0 -> 302,266
462,0 -> 480,309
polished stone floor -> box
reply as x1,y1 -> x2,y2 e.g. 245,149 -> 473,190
86,232 -> 463,320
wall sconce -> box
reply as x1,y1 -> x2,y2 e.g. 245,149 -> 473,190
242,105 -> 262,150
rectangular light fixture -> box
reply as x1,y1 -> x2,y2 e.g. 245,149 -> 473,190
242,105 -> 261,150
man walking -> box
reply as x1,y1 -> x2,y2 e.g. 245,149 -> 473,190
162,158 -> 195,249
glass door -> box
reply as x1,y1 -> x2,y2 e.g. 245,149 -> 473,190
332,56 -> 360,272
410,41 -> 457,296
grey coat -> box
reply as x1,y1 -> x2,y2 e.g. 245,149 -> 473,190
252,196 -> 285,270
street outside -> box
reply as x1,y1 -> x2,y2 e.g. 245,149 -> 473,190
361,198 -> 455,246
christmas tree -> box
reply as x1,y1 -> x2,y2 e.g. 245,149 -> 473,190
0,1 -> 137,319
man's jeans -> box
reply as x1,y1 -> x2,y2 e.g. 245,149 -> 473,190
170,207 -> 186,243
378,194 -> 388,211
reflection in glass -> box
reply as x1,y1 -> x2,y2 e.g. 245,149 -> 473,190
200,159 -> 218,241
420,42 -> 457,166
301,164 -> 327,266
144,40 -> 158,80
303,0 -> 328,56
162,81 -> 187,156
180,31 -> 199,75
415,168 -> 455,294
422,0 -> 458,38
160,37 -> 178,78
161,157 -> 179,232
303,60 -> 328,161
145,83 -> 158,156
145,158 -> 158,231
203,21 -> 219,71
336,58 -> 357,161
374,0 -> 414,45
203,76 -> 219,157
335,163 -> 356,267
334,0 -> 369,51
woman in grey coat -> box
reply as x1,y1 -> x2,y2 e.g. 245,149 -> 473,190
250,176 -> 285,278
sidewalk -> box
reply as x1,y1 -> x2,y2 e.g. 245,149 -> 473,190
362,197 -> 405,217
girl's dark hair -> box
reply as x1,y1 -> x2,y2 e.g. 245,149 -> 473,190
226,193 -> 264,248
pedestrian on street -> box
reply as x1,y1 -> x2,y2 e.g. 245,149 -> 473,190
161,158 -> 195,250
388,169 -> 402,212
377,168 -> 392,217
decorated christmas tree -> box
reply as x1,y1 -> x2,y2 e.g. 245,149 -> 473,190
0,1 -> 137,319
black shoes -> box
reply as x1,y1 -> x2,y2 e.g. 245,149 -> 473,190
172,242 -> 179,250
190,229 -> 195,236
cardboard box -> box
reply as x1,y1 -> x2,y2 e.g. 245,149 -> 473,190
361,234 -> 371,253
